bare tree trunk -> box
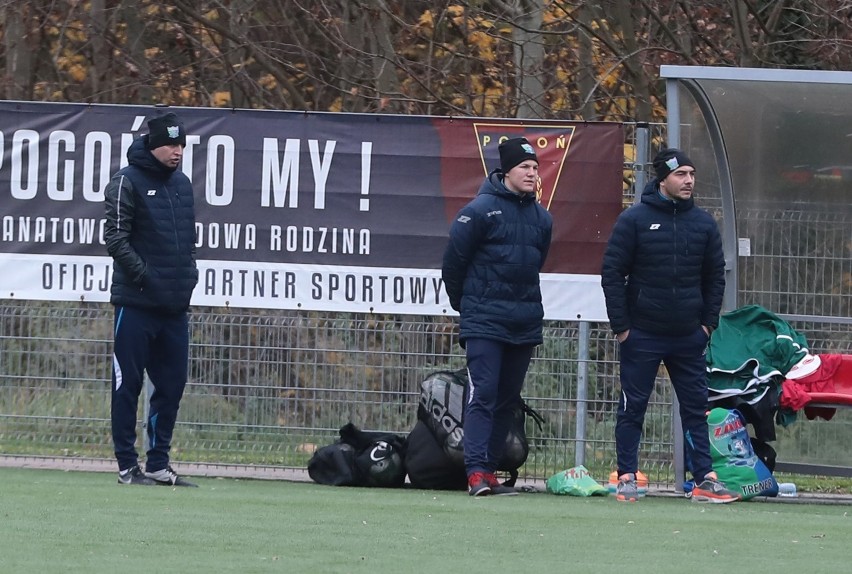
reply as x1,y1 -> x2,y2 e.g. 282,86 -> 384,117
575,3 -> 598,120
370,2 -> 404,112
612,0 -> 652,121
2,5 -> 31,100
119,0 -> 154,103
338,0 -> 365,112
338,0 -> 367,112
730,0 -> 754,66
88,0 -> 108,102
511,0 -> 548,118
224,0 -> 252,108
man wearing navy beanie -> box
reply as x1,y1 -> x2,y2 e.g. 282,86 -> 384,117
601,147 -> 739,504
145,112 -> 187,150
104,111 -> 198,488
499,136 -> 539,174
442,136 -> 552,496
652,148 -> 695,181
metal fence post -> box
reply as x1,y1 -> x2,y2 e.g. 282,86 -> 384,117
634,122 -> 649,203
574,321 -> 590,467
665,79 -> 687,493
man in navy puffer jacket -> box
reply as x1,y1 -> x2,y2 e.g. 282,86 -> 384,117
104,112 -> 198,487
601,148 -> 738,503
442,137 -> 552,496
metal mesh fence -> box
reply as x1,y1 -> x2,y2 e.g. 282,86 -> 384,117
0,302 -> 680,483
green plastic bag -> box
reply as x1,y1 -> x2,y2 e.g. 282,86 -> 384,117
546,465 -> 609,496
706,408 -> 779,500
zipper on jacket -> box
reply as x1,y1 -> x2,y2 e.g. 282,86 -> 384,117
672,207 -> 678,300
164,185 -> 182,254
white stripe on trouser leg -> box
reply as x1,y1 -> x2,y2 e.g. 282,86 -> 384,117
113,353 -> 123,391
466,367 -> 475,403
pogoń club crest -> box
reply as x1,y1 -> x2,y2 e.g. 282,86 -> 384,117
473,122 -> 576,211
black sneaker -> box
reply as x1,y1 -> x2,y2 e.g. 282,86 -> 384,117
486,473 -> 519,496
118,465 -> 156,486
468,472 -> 492,496
145,466 -> 198,487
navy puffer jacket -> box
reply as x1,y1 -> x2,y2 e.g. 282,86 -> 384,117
601,180 -> 725,336
442,170 -> 552,346
104,136 -> 198,314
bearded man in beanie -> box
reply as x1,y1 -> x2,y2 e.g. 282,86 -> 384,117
442,137 -> 552,496
104,111 -> 198,487
601,148 -> 739,503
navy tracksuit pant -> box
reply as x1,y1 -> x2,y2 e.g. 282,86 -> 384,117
463,338 -> 534,475
615,326 -> 713,482
111,305 -> 189,473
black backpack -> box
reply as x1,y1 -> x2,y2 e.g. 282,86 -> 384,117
404,419 -> 467,490
406,368 -> 544,489
308,422 -> 407,488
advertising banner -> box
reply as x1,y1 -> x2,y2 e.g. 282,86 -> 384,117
0,102 -> 623,320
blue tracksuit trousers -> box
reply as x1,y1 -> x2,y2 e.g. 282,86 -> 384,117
615,326 -> 713,482
111,306 -> 189,473
463,338 -> 534,475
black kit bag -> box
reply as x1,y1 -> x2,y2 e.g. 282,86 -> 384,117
416,370 -> 467,468
307,442 -> 358,486
406,369 -> 544,489
308,422 -> 407,488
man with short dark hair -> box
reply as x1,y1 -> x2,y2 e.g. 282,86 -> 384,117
104,111 -> 198,487
601,148 -> 739,503
442,137 -> 552,496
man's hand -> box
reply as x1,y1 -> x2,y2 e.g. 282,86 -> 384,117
616,330 -> 629,343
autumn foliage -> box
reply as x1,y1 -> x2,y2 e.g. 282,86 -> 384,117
2,1 -> 851,121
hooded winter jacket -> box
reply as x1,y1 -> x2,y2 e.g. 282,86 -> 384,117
442,170 -> 552,346
104,136 -> 197,314
601,179 -> 725,336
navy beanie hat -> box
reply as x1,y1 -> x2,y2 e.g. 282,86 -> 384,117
499,137 -> 538,173
653,148 -> 695,180
146,112 -> 186,149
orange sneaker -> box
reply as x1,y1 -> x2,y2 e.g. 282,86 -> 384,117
616,473 -> 639,502
691,478 -> 741,503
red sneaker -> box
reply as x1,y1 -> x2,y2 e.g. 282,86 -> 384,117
468,472 -> 492,496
